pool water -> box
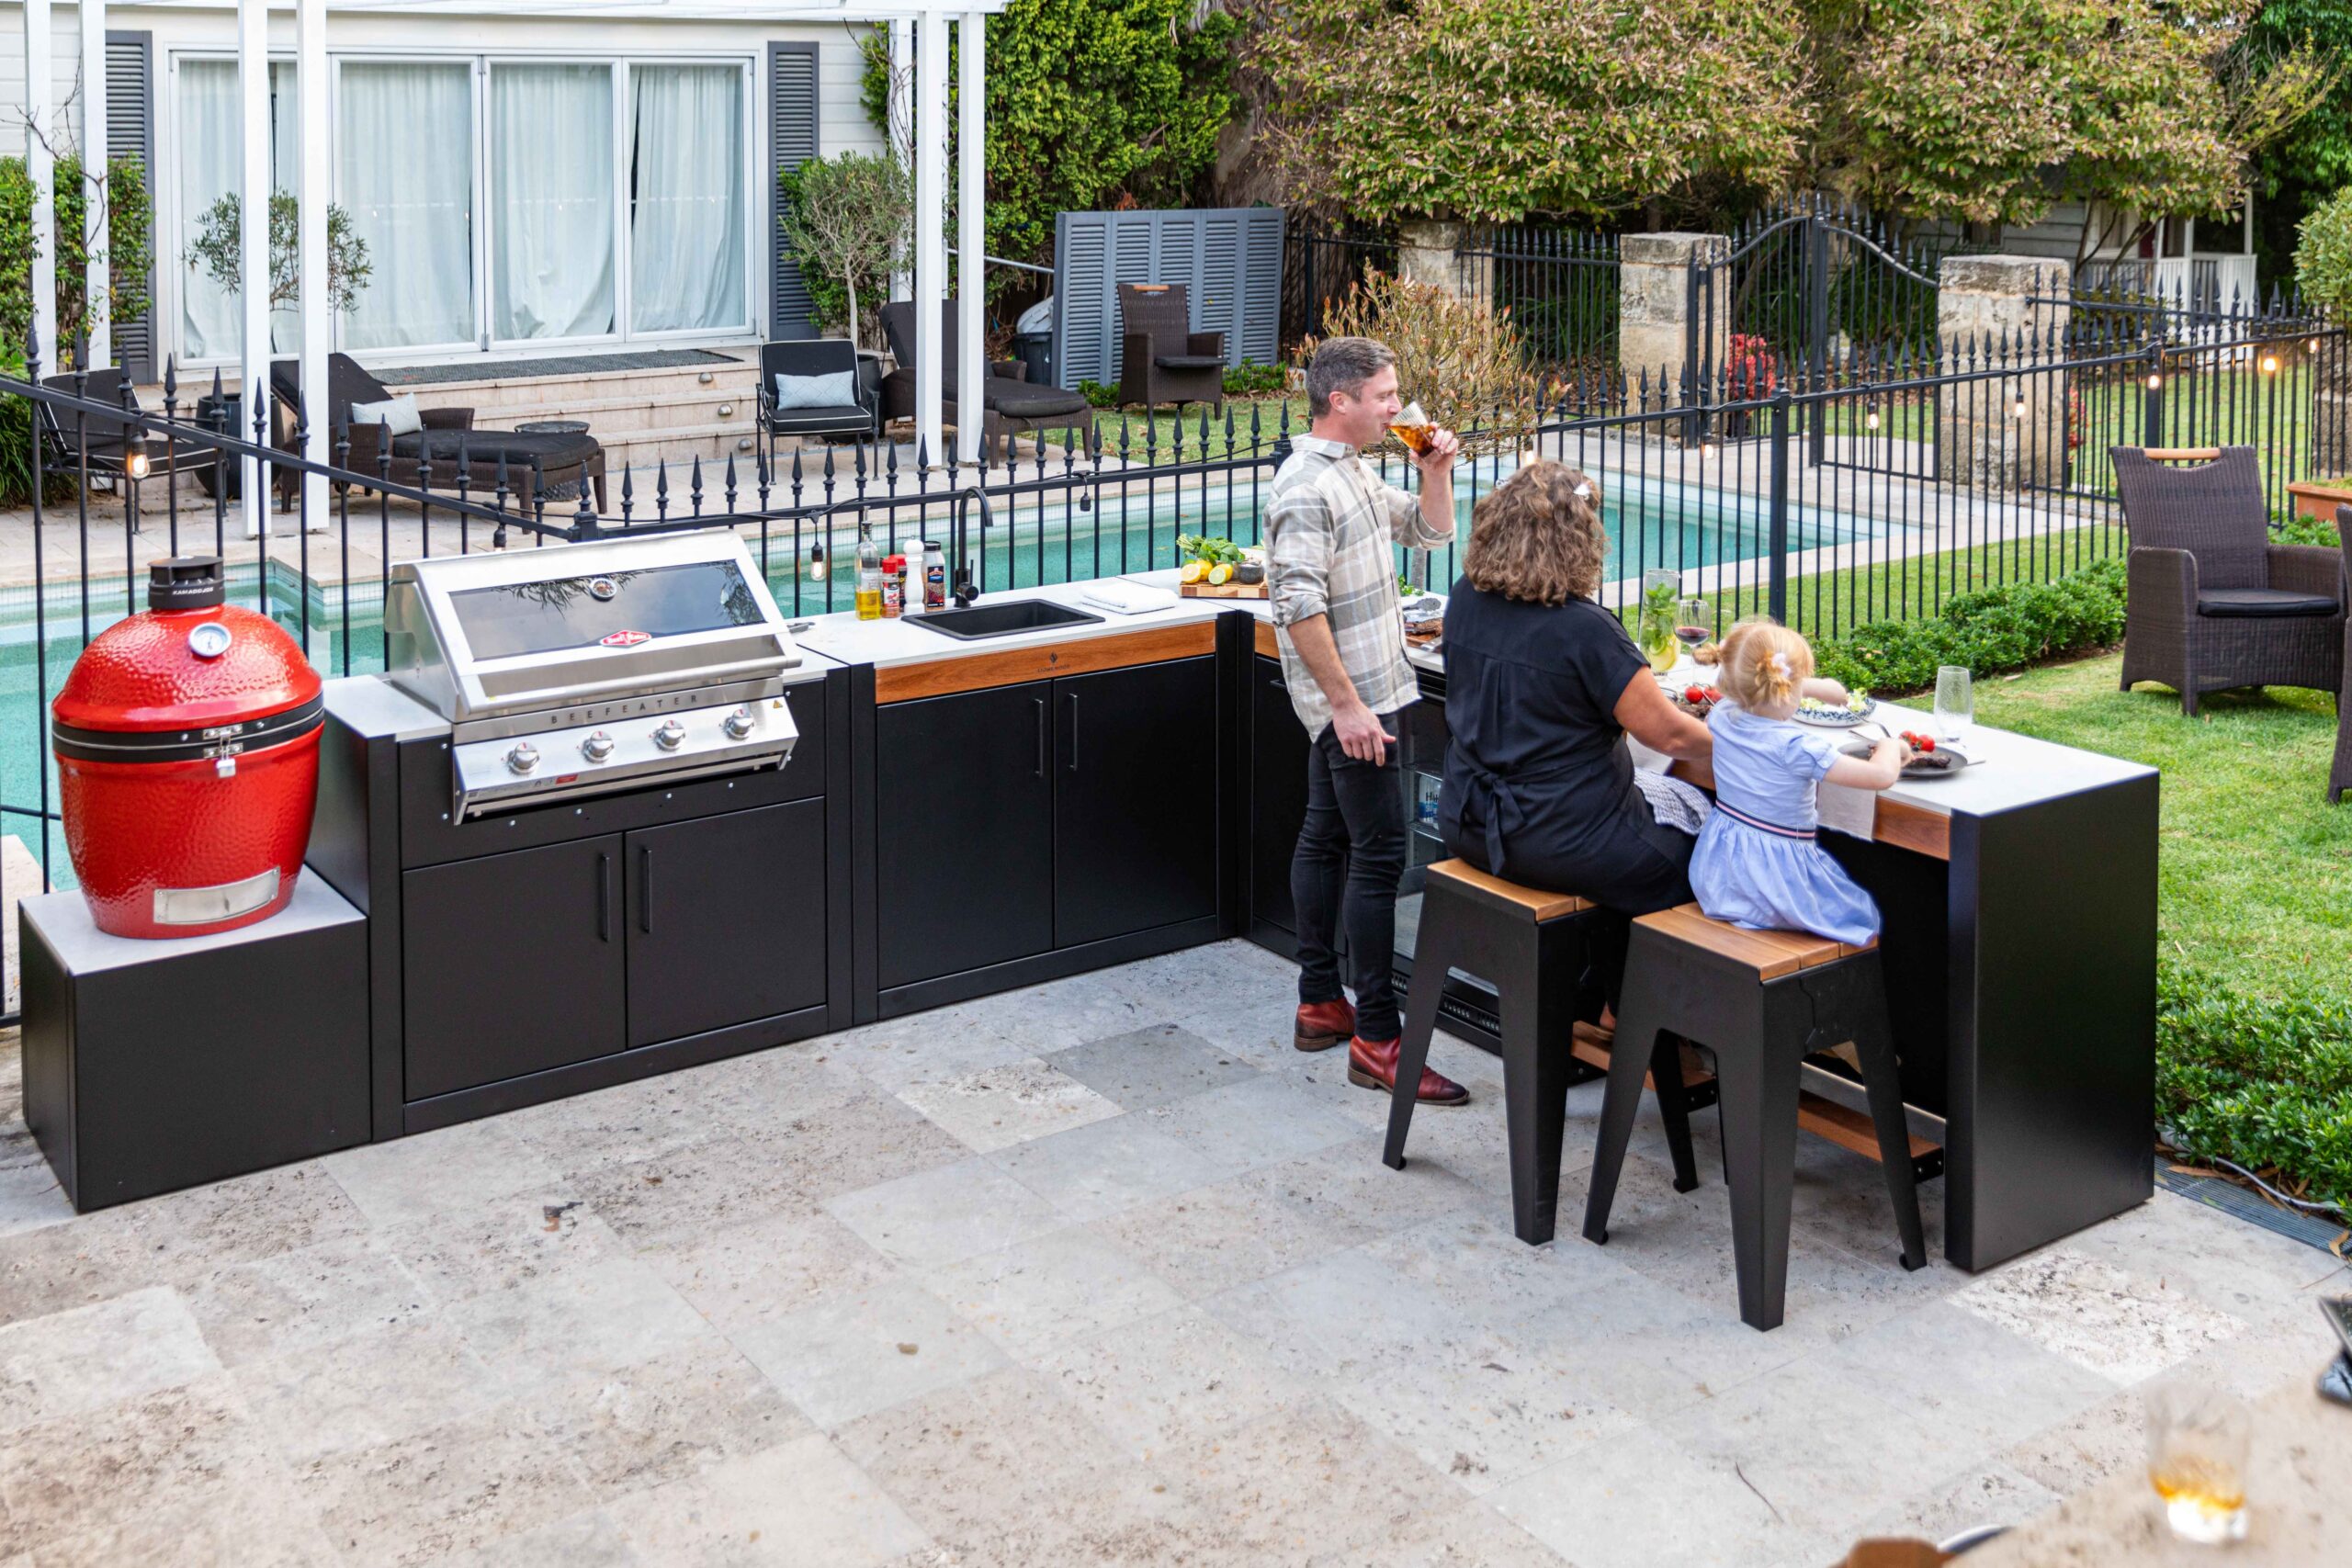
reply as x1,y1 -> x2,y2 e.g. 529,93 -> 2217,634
1,476 -> 1884,888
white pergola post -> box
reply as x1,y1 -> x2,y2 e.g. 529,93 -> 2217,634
297,0 -> 329,529
912,7 -> 948,469
26,0 -> 56,369
80,0 -> 107,370
888,18 -> 912,304
236,0 -> 271,538
955,12 -> 984,473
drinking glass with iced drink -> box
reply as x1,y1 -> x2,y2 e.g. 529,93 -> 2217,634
2146,1382 -> 2250,1544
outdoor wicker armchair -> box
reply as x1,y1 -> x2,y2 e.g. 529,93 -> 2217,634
2112,445 -> 2345,716
268,354 -> 606,511
1115,282 -> 1227,412
2334,504 -> 2352,806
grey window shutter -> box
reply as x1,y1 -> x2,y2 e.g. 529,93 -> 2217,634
768,42 -> 820,340
104,31 -> 155,381
1051,209 -> 1286,388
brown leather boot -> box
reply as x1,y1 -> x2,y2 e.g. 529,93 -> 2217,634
1346,1035 -> 1470,1105
1295,998 -> 1356,1053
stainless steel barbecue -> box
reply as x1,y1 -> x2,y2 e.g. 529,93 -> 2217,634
383,533 -> 801,818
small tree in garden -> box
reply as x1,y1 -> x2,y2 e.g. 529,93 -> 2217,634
0,152 -> 154,366
185,190 -> 370,313
1295,271 -> 1543,457
2295,185 -> 2352,317
779,152 -> 912,351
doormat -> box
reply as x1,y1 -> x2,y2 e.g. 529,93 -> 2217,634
381,349 -> 745,387
2154,1156 -> 2350,1258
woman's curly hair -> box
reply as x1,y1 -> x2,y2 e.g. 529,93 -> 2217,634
1462,460 -> 1607,604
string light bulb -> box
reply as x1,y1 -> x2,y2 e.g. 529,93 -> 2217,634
126,450 -> 151,479
2147,372 -> 2163,390
2260,354 -> 2278,376
1865,408 -> 1881,432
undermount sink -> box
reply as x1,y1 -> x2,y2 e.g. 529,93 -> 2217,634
908,600 -> 1105,640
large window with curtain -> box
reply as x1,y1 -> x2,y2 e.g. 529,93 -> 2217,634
172,51 -> 755,363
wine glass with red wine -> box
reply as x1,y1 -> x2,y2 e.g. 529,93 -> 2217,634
1675,596 -> 1710,653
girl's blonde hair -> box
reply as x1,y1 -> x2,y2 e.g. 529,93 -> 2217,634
1718,617 -> 1815,708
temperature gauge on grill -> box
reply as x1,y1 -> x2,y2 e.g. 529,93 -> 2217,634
651,718 -> 687,751
580,730 -> 615,763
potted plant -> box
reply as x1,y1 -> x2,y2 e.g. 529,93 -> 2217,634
779,152 -> 912,355
184,190 -> 371,318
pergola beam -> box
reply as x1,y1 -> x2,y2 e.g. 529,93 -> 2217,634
236,0 -> 270,538
955,11 -> 983,472
298,0 -> 329,528
912,6 -> 947,468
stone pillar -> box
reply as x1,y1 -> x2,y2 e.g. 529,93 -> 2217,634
1392,220 -> 1467,300
1618,233 -> 1728,405
1936,254 -> 2072,490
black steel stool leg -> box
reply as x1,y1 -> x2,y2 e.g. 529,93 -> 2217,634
1580,957 -> 1663,1247
1649,1032 -> 1702,1194
1498,929 -> 1577,1246
1384,902 -> 1455,1173
1719,991 -> 1804,1331
1849,965 -> 1928,1272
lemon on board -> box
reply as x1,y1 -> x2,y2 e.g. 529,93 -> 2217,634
1180,560 -> 1207,584
1207,562 -> 1233,586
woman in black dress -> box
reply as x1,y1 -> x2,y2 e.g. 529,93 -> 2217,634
1439,461 -> 1712,913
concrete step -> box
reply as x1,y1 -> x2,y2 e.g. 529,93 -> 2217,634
460,389 -> 763,437
409,356 -> 761,416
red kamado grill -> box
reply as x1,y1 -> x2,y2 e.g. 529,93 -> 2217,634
51,556 -> 324,938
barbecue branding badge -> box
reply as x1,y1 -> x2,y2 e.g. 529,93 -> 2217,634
600,630 -> 651,649
588,577 -> 618,602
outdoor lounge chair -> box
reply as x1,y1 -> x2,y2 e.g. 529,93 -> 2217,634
1115,282 -> 1227,412
2112,445 -> 2345,716
759,338 -> 880,448
268,354 -> 606,512
37,368 -> 223,522
876,300 -> 1091,462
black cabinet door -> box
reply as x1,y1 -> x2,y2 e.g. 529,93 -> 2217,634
625,800 -> 827,1049
402,834 -> 626,1100
1053,657 -> 1219,948
1250,656 -> 1312,932
876,681 -> 1055,988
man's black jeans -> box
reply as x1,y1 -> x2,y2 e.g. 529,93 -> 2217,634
1291,711 -> 1408,1042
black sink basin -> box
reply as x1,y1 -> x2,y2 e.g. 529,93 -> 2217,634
909,600 -> 1105,640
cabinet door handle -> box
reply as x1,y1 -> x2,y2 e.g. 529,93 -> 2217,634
639,844 -> 653,933
1268,677 -> 1287,692
597,852 -> 612,942
1066,692 -> 1080,773
1034,695 -> 1046,777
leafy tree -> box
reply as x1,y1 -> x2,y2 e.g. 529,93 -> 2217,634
184,190 -> 371,314
2244,2 -> 2352,285
860,0 -> 1238,266
0,152 -> 154,367
1242,0 -> 1808,223
2291,183 -> 2352,314
780,152 -> 912,349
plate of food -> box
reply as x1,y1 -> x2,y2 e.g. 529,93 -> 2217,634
1840,730 -> 1971,779
1796,693 -> 1876,728
1671,682 -> 1724,720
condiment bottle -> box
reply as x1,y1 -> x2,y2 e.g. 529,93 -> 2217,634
881,554 -> 906,618
854,521 -> 884,621
922,541 -> 946,611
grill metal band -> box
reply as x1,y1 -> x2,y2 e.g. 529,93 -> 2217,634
50,694 -> 327,764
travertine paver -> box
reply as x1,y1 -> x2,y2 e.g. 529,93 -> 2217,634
0,938 -> 2344,1567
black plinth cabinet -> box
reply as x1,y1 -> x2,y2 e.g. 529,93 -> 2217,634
19,872 -> 369,1212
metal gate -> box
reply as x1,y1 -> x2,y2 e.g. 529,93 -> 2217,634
1690,199 -> 1948,460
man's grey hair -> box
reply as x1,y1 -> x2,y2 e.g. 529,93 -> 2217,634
1306,336 -> 1397,418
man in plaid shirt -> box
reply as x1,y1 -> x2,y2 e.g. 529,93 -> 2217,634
1268,337 -> 1468,1107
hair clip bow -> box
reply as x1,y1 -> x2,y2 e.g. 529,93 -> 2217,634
1572,482 -> 1592,499
1770,650 -> 1792,678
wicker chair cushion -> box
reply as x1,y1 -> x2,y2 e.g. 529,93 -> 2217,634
984,380 -> 1091,420
2195,588 -> 2342,619
392,429 -> 602,469
1152,354 -> 1226,370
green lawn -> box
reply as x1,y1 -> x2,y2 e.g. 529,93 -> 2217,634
1973,652 -> 2352,1007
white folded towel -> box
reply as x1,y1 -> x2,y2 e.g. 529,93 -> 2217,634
1077,581 -> 1179,616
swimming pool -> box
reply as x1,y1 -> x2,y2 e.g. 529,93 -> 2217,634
0,472 -> 1889,886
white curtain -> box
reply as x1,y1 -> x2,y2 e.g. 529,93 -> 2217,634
177,60 -> 300,361
628,65 -> 746,334
339,62 -> 474,350
491,63 -> 615,341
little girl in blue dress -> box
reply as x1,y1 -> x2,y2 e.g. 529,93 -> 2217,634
1690,621 -> 1913,944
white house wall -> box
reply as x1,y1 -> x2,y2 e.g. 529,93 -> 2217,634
3,5 -> 90,174
6,5 -> 887,370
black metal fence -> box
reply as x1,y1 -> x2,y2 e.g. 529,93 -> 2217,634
1457,225 -> 1620,382
4,312 -> 2343,1021
1281,220 -> 1396,351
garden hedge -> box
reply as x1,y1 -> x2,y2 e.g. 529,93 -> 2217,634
1812,557 -> 2129,695
2157,965 -> 2352,1216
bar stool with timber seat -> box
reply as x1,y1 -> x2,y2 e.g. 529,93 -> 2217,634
1582,904 -> 1928,1331
1384,859 -> 1706,1247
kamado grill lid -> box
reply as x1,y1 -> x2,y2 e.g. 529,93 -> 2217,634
51,554 -> 324,740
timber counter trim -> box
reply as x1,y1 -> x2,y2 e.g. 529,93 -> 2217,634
874,622 -> 1221,704
1254,622 -> 1280,659
1669,758 -> 1952,862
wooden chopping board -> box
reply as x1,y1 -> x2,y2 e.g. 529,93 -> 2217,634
1179,581 -> 1271,599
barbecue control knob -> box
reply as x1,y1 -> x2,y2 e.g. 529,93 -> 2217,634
581,730 -> 616,763
722,705 -> 755,739
651,718 -> 688,750
505,741 -> 539,774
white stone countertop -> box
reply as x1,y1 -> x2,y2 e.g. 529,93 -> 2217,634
791,576 -> 1229,670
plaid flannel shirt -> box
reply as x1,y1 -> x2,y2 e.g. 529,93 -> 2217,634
1265,435 -> 1453,737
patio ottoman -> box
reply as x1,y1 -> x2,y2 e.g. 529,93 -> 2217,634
396,428 -> 608,507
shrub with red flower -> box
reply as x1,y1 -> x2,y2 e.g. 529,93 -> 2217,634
1725,333 -> 1780,400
